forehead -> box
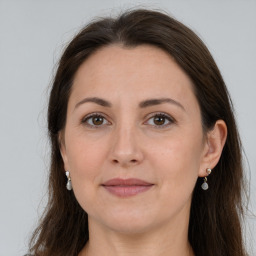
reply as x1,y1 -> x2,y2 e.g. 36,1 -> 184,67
71,44 -> 197,109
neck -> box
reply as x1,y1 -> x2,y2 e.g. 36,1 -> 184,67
79,210 -> 194,256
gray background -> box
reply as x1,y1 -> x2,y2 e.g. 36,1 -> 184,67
0,0 -> 255,255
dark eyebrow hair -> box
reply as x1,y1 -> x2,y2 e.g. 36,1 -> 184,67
139,98 -> 185,110
75,97 -> 112,109
74,97 -> 185,111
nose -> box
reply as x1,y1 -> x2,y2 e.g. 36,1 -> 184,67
109,125 -> 144,168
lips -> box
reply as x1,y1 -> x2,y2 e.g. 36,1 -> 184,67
102,178 -> 154,197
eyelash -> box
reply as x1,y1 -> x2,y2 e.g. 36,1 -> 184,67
145,112 -> 175,128
81,112 -> 111,128
81,112 -> 175,128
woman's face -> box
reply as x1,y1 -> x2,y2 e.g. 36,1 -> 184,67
60,45 -> 210,234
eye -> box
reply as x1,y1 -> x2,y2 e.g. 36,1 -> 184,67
145,113 -> 175,128
82,113 -> 110,127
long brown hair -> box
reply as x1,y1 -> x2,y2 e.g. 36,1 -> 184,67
29,9 -> 247,256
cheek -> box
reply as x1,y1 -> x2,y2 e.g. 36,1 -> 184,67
149,131 -> 203,193
65,136 -> 108,213
65,134 -> 107,185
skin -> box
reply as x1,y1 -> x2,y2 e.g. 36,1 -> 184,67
60,45 -> 227,256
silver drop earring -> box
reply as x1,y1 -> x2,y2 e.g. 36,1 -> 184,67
201,168 -> 212,190
65,171 -> 72,191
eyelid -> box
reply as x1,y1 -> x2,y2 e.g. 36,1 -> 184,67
144,112 -> 176,127
81,112 -> 112,127
80,111 -> 175,128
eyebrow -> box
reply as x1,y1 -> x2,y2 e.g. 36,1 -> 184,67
139,98 -> 185,110
74,97 -> 185,111
75,97 -> 112,109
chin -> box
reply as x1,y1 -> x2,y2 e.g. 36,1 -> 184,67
96,209 -> 160,235
107,220 -> 154,235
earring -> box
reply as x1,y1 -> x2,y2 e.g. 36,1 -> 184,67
201,168 -> 212,190
65,171 -> 72,190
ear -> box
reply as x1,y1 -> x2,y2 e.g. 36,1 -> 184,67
58,132 -> 70,172
198,120 -> 227,177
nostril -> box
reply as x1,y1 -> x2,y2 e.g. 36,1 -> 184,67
112,159 -> 138,165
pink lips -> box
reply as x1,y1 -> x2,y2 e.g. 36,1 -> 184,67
102,178 -> 154,197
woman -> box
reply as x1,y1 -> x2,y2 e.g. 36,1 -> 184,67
28,9 -> 248,256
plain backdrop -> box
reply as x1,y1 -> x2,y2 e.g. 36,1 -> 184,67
0,0 -> 255,255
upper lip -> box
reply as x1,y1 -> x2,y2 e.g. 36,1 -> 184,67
102,178 -> 153,186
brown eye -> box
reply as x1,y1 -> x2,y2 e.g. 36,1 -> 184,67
82,114 -> 109,127
153,116 -> 166,125
145,113 -> 174,128
92,116 -> 104,125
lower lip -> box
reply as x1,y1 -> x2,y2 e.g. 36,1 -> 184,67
102,185 -> 153,197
